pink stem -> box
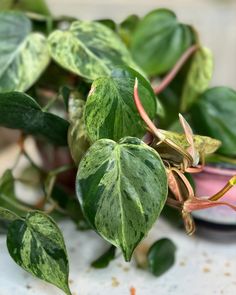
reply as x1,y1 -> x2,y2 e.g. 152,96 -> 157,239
153,45 -> 199,95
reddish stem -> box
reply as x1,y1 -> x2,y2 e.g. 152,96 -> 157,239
153,45 -> 199,95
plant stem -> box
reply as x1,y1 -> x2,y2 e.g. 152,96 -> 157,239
153,45 -> 199,95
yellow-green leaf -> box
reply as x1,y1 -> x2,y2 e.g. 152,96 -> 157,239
0,12 -> 50,92
48,20 -> 140,81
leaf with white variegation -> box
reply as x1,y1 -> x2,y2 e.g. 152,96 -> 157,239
48,20 -> 141,81
7,211 -> 72,295
0,12 -> 50,92
76,137 -> 168,261
85,67 -> 157,142
180,47 -> 213,112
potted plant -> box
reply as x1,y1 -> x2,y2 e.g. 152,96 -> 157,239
0,2 -> 236,294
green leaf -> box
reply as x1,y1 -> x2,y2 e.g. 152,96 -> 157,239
0,92 -> 69,146
0,12 -> 50,92
85,67 -> 157,142
190,87 -> 236,157
13,0 -> 51,16
0,0 -> 13,10
180,47 -> 213,112
119,14 -> 140,47
131,9 -> 194,76
76,137 -> 168,261
147,238 -> 176,277
0,207 -> 18,221
48,20 -> 140,81
91,245 -> 116,269
68,97 -> 90,165
7,211 -> 72,295
0,170 -> 28,216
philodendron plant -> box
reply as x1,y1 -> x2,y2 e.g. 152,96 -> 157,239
1,1 -> 236,294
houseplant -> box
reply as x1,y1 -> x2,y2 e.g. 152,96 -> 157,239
0,1 -> 236,294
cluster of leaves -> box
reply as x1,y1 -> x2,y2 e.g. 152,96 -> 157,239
0,2 -> 236,294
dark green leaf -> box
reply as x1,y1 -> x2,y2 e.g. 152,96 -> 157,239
131,8 -> 194,76
7,211 -> 72,295
96,19 -> 117,31
0,92 -> 69,146
76,137 -> 168,261
68,97 -> 90,165
85,67 -> 157,142
0,12 -> 50,92
190,87 -> 236,156
48,20 -> 141,81
91,245 -> 116,269
180,47 -> 213,112
148,238 -> 176,277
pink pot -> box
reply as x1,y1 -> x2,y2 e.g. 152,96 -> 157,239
192,166 -> 236,225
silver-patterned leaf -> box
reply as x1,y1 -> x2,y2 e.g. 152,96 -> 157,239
84,67 -> 157,142
76,137 -> 168,261
7,211 -> 72,295
68,97 -> 90,165
180,47 -> 213,112
48,20 -> 141,81
0,12 -> 50,92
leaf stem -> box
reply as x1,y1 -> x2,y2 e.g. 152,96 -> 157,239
153,45 -> 199,95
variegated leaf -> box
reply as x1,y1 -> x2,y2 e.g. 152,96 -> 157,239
85,67 -> 157,142
0,92 -> 69,146
131,9 -> 194,75
0,12 -> 50,92
76,137 -> 168,261
48,20 -> 141,81
0,207 -> 18,221
68,97 -> 90,165
152,129 -> 221,166
180,47 -> 213,112
7,211 -> 72,295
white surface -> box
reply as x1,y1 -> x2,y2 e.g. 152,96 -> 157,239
1,218 -> 236,295
1,142 -> 236,295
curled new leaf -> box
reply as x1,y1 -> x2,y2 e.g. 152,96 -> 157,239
7,211 -> 72,295
85,67 -> 157,142
76,137 -> 168,261
0,12 -> 50,92
0,92 -> 69,146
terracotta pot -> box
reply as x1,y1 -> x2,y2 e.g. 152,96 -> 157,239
192,165 -> 236,226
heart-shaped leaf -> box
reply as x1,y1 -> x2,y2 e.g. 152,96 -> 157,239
190,87 -> 236,156
0,12 -> 50,92
76,137 -> 168,261
85,67 -> 157,142
131,9 -> 194,76
7,211 -> 72,295
0,92 -> 69,146
148,238 -> 176,277
48,20 -> 140,81
180,47 -> 213,112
